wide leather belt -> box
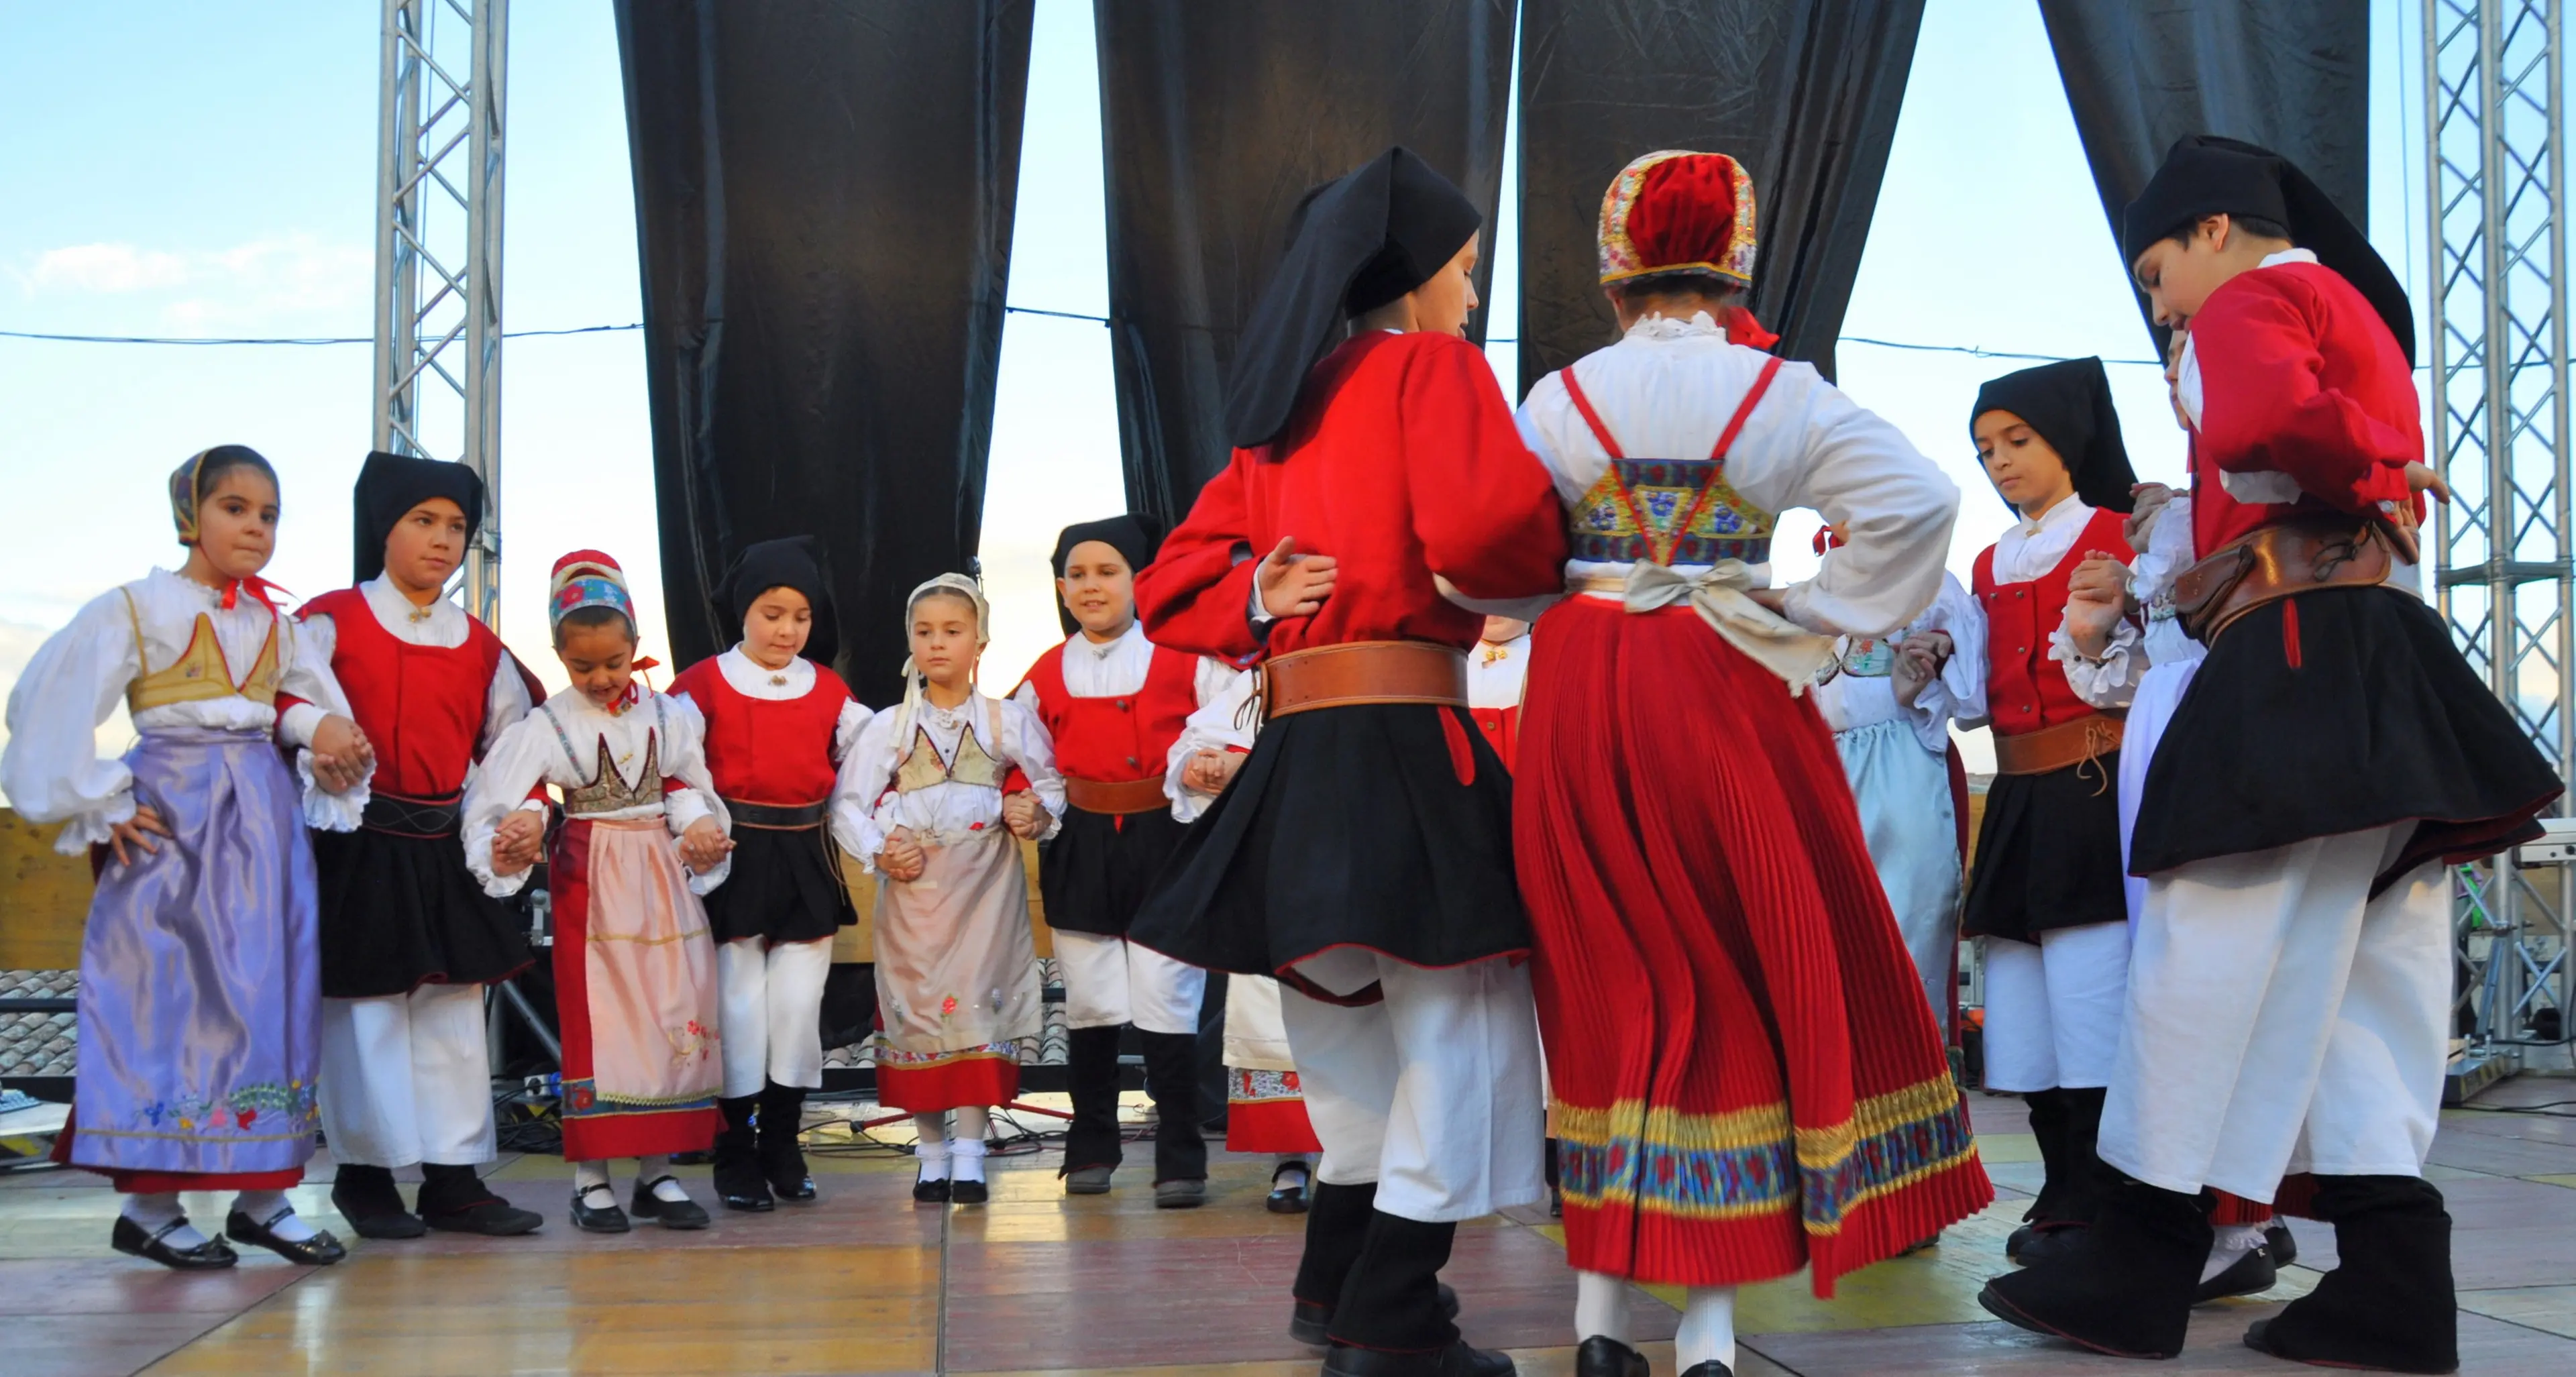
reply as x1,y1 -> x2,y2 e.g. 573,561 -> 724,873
1064,775 -> 1171,816
363,790 -> 463,837
2174,512 -> 2404,645
1261,641 -> 1468,720
726,797 -> 828,830
1992,714 -> 2125,777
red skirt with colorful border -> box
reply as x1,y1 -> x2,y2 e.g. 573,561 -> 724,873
1517,598 -> 1993,1294
875,1045 -> 1022,1113
1224,1068 -> 1323,1154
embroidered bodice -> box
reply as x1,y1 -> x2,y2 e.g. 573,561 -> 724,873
545,698 -> 667,818
1566,460 -> 1774,567
123,594 -> 283,712
894,712 -> 1009,793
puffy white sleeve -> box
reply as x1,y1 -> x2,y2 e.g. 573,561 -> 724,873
1729,366 -> 1962,639
0,590 -> 143,855
656,695 -> 732,895
461,710 -> 560,897
480,655 -> 535,758
1166,667 -> 1256,824
2053,618 -> 2145,711
1943,591 -> 1993,732
998,696 -> 1066,840
831,710 -> 902,873
278,615 -> 370,833
832,699 -> 873,764
1906,574 -> 1988,751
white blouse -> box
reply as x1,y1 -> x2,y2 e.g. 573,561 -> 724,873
2,567 -> 362,852
1813,571 -> 1986,751
1514,311 -> 1961,639
461,686 -> 730,897
1468,633 -> 1532,712
1007,618 -> 1244,712
300,575 -> 535,765
1164,669 -> 1258,826
667,646 -> 873,762
1988,496 -> 2099,585
830,694 -> 1066,872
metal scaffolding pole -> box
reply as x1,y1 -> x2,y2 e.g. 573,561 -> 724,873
2425,0 -> 2572,1085
372,0 -> 508,628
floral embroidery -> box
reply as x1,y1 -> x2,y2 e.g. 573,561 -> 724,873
940,994 -> 959,1017
133,1079 -> 319,1138
667,1017 -> 714,1064
1229,1068 -> 1305,1105
1568,459 -> 1773,567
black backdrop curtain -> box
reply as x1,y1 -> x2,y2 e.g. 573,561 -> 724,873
615,1 -> 1034,702
2039,0 -> 2370,347
1095,0 -> 1515,528
1516,0 -> 1927,394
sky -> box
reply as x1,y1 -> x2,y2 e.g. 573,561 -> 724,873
0,0 -> 2432,783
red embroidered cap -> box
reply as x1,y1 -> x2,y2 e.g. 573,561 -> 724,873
1598,150 -> 1760,287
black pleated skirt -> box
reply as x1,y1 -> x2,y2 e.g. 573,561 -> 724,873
1962,753 -> 2129,944
1039,804 -> 1187,937
701,823 -> 855,946
1127,702 -> 1526,976
2131,586 -> 2562,882
313,826 -> 535,998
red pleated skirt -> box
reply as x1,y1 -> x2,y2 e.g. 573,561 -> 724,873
1516,598 -> 1993,1295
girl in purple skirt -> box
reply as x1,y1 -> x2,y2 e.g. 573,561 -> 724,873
1,446 -> 375,1269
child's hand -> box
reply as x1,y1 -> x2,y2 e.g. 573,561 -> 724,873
1256,538 -> 1338,619
1002,790 -> 1049,840
2124,483 -> 2176,549
1892,641 -> 1941,708
2064,553 -> 2131,660
492,810 -> 545,875
678,817 -> 733,873
877,828 -> 927,883
1183,749 -> 1242,795
107,804 -> 170,869
309,714 -> 375,794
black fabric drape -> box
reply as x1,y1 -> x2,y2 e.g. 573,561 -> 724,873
1516,0 -> 1927,394
1095,1 -> 1515,527
615,1 -> 1034,702
2039,0 -> 2369,347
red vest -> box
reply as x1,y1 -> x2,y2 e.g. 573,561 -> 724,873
1468,707 -> 1519,773
1016,641 -> 1199,785
669,657 -> 852,806
1973,506 -> 2133,738
301,587 -> 506,801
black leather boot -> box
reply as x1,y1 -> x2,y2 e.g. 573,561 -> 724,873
2244,1175 -> 2459,1374
1978,1169 -> 2210,1359
712,1094 -> 771,1211
1061,1024 -> 1125,1190
759,1082 -> 816,1203
1141,1029 -> 1209,1189
417,1162 -> 543,1235
331,1162 -> 426,1240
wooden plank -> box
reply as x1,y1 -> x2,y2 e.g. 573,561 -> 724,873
0,810 -> 89,971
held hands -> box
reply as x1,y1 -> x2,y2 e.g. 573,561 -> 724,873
491,810 -> 546,877
2123,483 -> 2176,551
678,817 -> 734,874
877,827 -> 928,883
309,714 -> 376,795
1888,630 -> 1954,710
2064,551 -> 2133,660
1183,749 -> 1244,795
1001,790 -> 1049,840
1256,538 -> 1338,620
106,804 -> 170,869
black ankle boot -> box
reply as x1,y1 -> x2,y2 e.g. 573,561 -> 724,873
1061,1024 -> 1126,1182
712,1094 -> 771,1211
1978,1170 -> 2210,1359
1290,1180 -> 1379,1345
331,1162 -> 426,1240
1140,1030 -> 1208,1187
758,1082 -> 816,1203
2245,1175 -> 2458,1374
417,1162 -> 543,1236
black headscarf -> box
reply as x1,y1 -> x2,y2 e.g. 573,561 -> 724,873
1049,515 -> 1162,637
353,450 -> 484,583
1970,357 -> 2137,516
1224,147 -> 1485,449
2124,135 -> 2414,366
717,536 -> 839,669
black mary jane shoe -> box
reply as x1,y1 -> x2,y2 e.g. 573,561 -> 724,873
1679,1364 -> 1737,1377
912,1175 -> 952,1205
629,1176 -> 710,1230
569,1186 -> 631,1234
2265,1221 -> 2299,1268
1292,1284 -> 1462,1347
949,1177 -> 989,1206
2194,1241 -> 2277,1303
1575,1335 -> 1650,1377
1321,1339 -> 1515,1376
766,1169 -> 817,1205
1266,1163 -> 1311,1215
111,1215 -> 237,1270
224,1209 -> 348,1266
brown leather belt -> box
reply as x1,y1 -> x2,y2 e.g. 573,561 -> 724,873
2174,511 -> 2404,645
1064,775 -> 1171,816
1261,641 -> 1469,720
1992,714 -> 2125,777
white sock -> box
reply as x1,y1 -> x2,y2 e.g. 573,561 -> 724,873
1676,1285 -> 1737,1373
2202,1223 -> 2267,1282
914,1113 -> 952,1180
1574,1270 -> 1632,1346
233,1189 -> 318,1242
121,1192 -> 208,1249
951,1133 -> 988,1185
572,1159 -> 614,1205
1273,1155 -> 1311,1187
635,1156 -> 691,1204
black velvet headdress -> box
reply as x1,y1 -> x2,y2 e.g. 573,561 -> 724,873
1970,357 -> 2137,515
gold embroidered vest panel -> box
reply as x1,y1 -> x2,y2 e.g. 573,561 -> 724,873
893,702 -> 1008,793
122,591 -> 282,714
541,699 -> 668,816
1566,459 -> 1776,567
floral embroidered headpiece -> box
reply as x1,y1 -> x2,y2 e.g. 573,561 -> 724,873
1597,150 -> 1760,288
549,549 -> 635,630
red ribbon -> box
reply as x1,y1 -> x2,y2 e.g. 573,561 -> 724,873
1723,305 -> 1780,351
217,575 -> 290,612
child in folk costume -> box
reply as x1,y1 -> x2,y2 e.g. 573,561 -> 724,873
2,446 -> 372,1268
463,551 -> 730,1235
1810,538 -> 1983,1042
833,574 -> 1062,1207
1955,357 -> 2138,1268
1165,667 -> 1321,1216
301,452 -> 545,1241
1511,151 -> 1990,1377
1466,616 -> 1531,769
668,537 -> 871,1213
1010,518 -> 1238,1207
1979,138 -> 2560,1372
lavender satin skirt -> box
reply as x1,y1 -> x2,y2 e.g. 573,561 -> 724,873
72,727 -> 321,1175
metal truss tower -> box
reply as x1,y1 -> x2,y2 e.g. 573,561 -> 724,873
2424,0 -> 2572,1075
372,0 -> 509,626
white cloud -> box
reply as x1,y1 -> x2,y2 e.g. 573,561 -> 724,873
15,234 -> 371,329
24,243 -> 191,293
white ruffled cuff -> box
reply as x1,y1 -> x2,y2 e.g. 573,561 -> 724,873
686,852 -> 731,896
50,791 -> 137,857
294,750 -> 371,833
2050,618 -> 2143,710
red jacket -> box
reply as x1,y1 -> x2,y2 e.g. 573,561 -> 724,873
1974,507 -> 2133,737
1136,331 -> 1568,661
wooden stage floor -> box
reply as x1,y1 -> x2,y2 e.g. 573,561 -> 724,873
9,1079 -> 2576,1376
